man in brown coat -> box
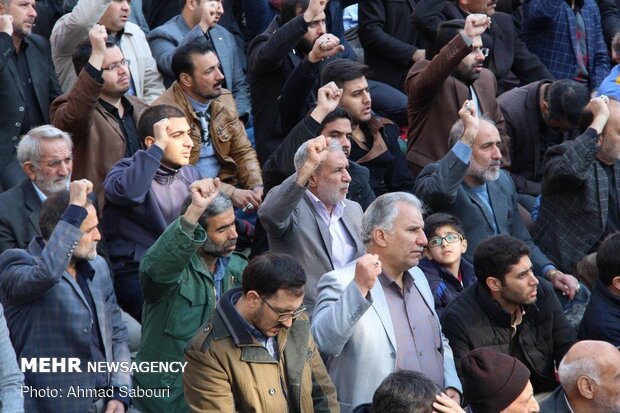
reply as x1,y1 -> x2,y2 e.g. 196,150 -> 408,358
50,24 -> 147,205
154,37 -> 263,211
406,14 -> 509,176
184,252 -> 339,413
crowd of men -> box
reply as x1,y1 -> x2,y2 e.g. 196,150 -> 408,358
0,0 -> 620,412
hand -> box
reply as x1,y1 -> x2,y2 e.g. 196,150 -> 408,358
231,188 -> 262,212
69,179 -> 93,207
191,178 -> 221,209
463,13 -> 491,39
88,24 -> 108,69
303,0 -> 326,24
547,270 -> 580,300
432,392 -> 465,413
152,118 -> 172,151
354,254 -> 382,297
588,95 -> 610,134
0,14 -> 13,36
412,48 -> 426,62
104,400 -> 125,413
458,100 -> 479,146
312,81 -> 342,120
252,186 -> 264,201
295,135 -> 331,186
308,33 -> 345,63
199,1 -> 220,32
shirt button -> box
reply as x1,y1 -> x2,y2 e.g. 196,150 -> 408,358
18,106 -> 24,111
15,122 -> 21,127
11,136 -> 17,141
390,352 -> 396,359
83,328 -> 89,334
268,388 -> 276,396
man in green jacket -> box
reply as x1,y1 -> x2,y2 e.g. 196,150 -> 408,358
133,177 -> 246,412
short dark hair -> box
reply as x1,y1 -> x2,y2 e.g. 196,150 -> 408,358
369,370 -> 440,413
72,36 -> 118,75
423,213 -> 465,239
473,235 -> 530,286
544,80 -> 589,127
39,190 -> 93,240
180,192 -> 233,229
242,253 -> 306,298
428,19 -> 465,60
320,58 -> 369,88
137,104 -> 186,140
319,108 -> 352,133
280,0 -> 308,25
597,233 -> 620,286
171,37 -> 216,81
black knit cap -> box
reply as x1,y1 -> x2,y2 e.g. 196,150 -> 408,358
461,348 -> 531,413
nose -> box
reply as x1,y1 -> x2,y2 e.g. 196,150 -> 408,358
317,22 -> 326,36
58,161 -> 70,176
418,231 -> 428,247
492,144 -> 502,160
529,272 -> 539,286
92,227 -> 102,242
280,318 -> 294,329
215,67 -> 224,81
121,0 -> 130,11
530,397 -> 540,412
342,168 -> 351,182
184,134 -> 194,148
228,226 -> 238,240
29,4 -> 37,17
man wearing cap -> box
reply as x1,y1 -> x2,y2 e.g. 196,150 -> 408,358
440,235 -> 576,394
539,340 -> 620,413
461,348 -> 539,413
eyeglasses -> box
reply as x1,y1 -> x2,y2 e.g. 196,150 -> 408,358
102,59 -> 130,71
427,233 -> 463,248
472,47 -> 489,57
260,296 -> 306,323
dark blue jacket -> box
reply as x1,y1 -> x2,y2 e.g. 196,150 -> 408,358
102,145 -> 201,270
418,256 -> 476,317
578,281 -> 620,346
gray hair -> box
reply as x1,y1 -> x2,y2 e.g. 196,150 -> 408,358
362,192 -> 425,245
293,139 -> 343,172
181,192 -> 233,227
558,355 -> 601,392
447,115 -> 496,148
16,125 -> 73,166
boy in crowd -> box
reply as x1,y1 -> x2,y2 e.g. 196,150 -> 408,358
418,213 -> 476,316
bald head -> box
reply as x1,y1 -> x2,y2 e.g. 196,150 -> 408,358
558,341 -> 620,413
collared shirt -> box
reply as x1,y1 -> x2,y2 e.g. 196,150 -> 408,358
563,392 -> 576,413
98,98 -> 140,157
305,190 -> 356,269
230,291 -> 278,360
213,256 -> 231,300
31,181 -> 48,202
186,93 -> 221,179
379,271 -> 446,389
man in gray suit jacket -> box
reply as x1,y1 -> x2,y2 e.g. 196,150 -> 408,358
312,192 -> 462,412
259,136 -> 365,313
414,100 -> 581,301
147,0 -> 251,120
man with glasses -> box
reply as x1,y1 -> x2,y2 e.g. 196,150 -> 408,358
184,252 -> 339,412
405,14 -> 511,177
312,192 -> 462,412
51,25 -> 147,205
133,177 -> 246,413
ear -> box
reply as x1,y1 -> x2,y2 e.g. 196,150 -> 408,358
612,276 -> 620,291
186,0 -> 198,11
461,238 -> 468,254
486,276 -> 502,293
576,376 -> 595,400
245,290 -> 261,309
179,72 -> 193,88
373,227 -> 388,248
22,161 -> 37,180
540,99 -> 549,116
144,136 -> 155,148
308,174 -> 318,189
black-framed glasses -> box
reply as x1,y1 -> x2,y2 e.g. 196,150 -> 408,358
102,59 -> 130,71
260,296 -> 306,322
472,47 -> 489,57
427,233 -> 463,248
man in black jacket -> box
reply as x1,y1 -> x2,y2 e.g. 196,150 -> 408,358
411,0 -> 553,95
441,235 -> 577,394
247,0 -> 343,162
0,0 -> 62,191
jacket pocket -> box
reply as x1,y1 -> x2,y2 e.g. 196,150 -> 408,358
163,282 -> 209,340
215,118 -> 242,143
